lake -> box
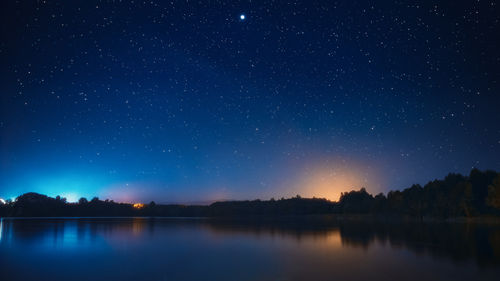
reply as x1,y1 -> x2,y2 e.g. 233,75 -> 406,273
1,217 -> 499,281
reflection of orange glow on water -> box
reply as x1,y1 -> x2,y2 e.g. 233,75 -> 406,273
305,229 -> 343,249
324,229 -> 342,247
203,220 -> 343,249
132,218 -> 146,236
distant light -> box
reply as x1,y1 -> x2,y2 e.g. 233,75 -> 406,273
240,14 -> 246,20
0,198 -> 5,204
61,193 -> 79,203
133,203 -> 145,209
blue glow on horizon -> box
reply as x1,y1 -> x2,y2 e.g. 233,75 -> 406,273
33,173 -> 106,202
1,169 -> 111,202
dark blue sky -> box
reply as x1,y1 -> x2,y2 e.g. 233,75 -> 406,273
1,0 -> 499,203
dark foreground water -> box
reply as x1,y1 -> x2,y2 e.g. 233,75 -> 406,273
1,217 -> 500,281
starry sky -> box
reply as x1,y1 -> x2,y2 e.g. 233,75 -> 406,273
1,0 -> 499,203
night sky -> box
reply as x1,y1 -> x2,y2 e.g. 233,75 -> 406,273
1,1 -> 499,203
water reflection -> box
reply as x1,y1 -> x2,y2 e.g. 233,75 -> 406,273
200,218 -> 500,266
0,217 -> 499,281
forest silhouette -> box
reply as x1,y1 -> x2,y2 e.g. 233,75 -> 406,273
1,168 -> 500,218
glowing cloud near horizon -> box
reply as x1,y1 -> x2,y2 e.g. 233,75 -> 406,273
2,170 -> 109,203
59,193 -> 80,203
293,161 -> 383,202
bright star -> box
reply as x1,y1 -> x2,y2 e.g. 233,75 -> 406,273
240,14 -> 245,20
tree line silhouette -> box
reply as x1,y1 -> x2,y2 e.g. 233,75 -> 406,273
1,169 -> 499,218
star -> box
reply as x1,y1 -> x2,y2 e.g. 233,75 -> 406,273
240,14 -> 246,21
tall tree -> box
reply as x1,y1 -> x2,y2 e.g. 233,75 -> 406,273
486,175 -> 500,210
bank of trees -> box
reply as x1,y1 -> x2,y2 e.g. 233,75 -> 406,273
337,169 -> 500,217
1,169 -> 500,218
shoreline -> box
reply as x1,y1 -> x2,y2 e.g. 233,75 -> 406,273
2,214 -> 500,223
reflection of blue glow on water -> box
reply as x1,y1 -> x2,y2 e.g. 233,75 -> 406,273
0,218 -> 3,241
39,220 -> 91,249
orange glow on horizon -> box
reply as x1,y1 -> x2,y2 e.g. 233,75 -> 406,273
293,161 -> 382,202
133,203 -> 145,209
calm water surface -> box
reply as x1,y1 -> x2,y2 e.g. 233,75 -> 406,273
1,217 -> 499,281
